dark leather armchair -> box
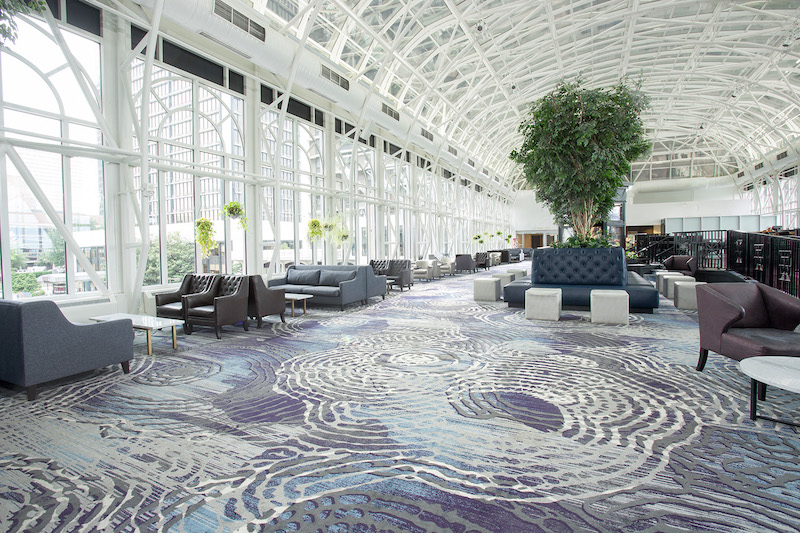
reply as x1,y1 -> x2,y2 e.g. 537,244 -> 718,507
248,275 -> 285,327
662,255 -> 697,276
0,300 -> 133,400
184,275 -> 250,339
388,259 -> 412,290
696,282 -> 800,371
156,274 -> 219,324
455,254 -> 476,273
475,252 -> 489,270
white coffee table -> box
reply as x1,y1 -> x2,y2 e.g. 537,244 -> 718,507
89,313 -> 183,356
285,294 -> 313,317
739,356 -> 800,427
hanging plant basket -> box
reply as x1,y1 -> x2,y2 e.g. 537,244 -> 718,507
308,218 -> 324,241
195,218 -> 215,258
223,201 -> 248,230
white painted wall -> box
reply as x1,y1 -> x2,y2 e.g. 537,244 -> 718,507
626,180 -> 751,227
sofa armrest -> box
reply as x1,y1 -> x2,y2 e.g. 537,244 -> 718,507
760,284 -> 800,331
267,275 -> 288,288
696,285 -> 746,353
183,290 -> 216,309
339,277 -> 366,303
155,290 -> 182,306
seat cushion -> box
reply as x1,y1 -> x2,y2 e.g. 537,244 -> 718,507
301,286 -> 341,297
319,269 -> 356,286
157,302 -> 183,318
186,305 -> 215,318
271,284 -> 307,293
287,268 -> 320,285
721,328 -> 800,360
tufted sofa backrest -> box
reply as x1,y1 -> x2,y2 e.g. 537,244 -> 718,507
532,247 -> 627,286
370,259 -> 390,275
188,274 -> 218,294
218,275 -> 244,296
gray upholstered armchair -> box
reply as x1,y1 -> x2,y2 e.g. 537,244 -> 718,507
0,299 -> 134,401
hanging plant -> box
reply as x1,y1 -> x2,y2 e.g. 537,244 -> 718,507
0,1 -> 46,47
223,201 -> 248,230
308,218 -> 324,241
473,234 -> 481,241
195,218 -> 215,258
496,230 -> 502,236
478,239 -> 485,244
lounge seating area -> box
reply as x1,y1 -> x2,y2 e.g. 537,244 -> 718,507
268,264 -> 387,310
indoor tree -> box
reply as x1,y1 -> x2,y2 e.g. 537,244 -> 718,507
0,1 -> 46,46
509,79 -> 650,244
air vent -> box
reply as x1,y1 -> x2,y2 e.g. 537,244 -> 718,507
755,162 -> 764,170
777,151 -> 788,160
199,31 -> 253,58
381,103 -> 399,121
448,145 -> 457,156
421,128 -> 434,142
467,158 -> 475,167
213,0 -> 266,42
737,171 -> 745,178
743,183 -> 754,191
781,166 -> 797,178
321,65 -> 349,91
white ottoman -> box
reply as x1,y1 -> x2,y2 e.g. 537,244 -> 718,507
674,281 -> 706,310
655,271 -> 678,292
492,272 -> 515,287
508,268 -> 528,278
667,275 -> 694,299
591,290 -> 629,325
525,288 -> 562,321
658,273 -> 686,296
474,278 -> 501,302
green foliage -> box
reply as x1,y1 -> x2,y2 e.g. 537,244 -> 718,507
223,201 -> 247,230
307,218 -> 324,241
625,249 -> 640,261
143,232 -> 196,285
10,248 -> 27,270
0,0 -> 46,46
37,228 -> 66,268
510,79 -> 651,241
550,234 -> 613,249
195,218 -> 215,258
12,271 -> 43,295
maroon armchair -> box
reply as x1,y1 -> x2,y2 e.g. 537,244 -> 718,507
248,275 -> 285,327
696,282 -> 800,372
662,255 -> 698,276
184,275 -> 250,339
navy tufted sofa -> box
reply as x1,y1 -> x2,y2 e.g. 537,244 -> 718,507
503,247 -> 659,312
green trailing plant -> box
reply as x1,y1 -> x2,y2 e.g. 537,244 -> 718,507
473,234 -> 481,241
222,201 -> 247,230
550,234 -> 613,249
625,250 -> 640,261
195,218 -> 215,258
510,78 -> 651,243
496,230 -> 502,236
307,218 -> 324,241
0,0 -> 46,47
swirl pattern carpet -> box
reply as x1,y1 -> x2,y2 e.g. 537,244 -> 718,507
1,266 -> 799,532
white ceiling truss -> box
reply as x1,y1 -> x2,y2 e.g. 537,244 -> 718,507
113,0 -> 800,191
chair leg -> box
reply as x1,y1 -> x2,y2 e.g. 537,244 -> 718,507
26,386 -> 37,401
280,312 -> 285,323
257,317 -> 263,328
696,348 -> 709,371
184,324 -> 193,335
215,327 -> 221,340
243,321 -> 249,332
121,361 -> 130,374
758,381 -> 767,401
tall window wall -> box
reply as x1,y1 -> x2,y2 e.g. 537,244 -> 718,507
0,10 -> 511,302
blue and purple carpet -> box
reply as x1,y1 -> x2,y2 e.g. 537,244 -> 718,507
1,266 -> 799,532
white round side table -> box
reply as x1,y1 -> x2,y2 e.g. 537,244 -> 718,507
739,356 -> 800,427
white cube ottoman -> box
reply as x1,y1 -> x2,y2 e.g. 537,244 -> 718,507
658,273 -> 686,296
667,275 -> 694,299
525,288 -> 562,321
492,272 -> 515,287
674,281 -> 706,310
591,290 -> 629,325
474,278 -> 501,302
655,271 -> 678,292
508,268 -> 528,278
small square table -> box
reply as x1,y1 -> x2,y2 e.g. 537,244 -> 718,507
285,294 -> 313,317
89,313 -> 183,356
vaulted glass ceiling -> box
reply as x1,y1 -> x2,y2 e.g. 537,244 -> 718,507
243,0 -> 800,190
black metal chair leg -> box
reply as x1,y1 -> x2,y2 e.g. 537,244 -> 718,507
696,348 -> 709,371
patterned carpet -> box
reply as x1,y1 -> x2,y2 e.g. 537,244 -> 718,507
2,265 -> 800,532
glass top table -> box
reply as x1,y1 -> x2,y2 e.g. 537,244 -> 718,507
89,313 -> 183,356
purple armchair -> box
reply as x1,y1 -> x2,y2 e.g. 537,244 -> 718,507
696,282 -> 800,371
662,255 -> 697,277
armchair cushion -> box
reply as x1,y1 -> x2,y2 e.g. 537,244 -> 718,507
287,268 -> 321,285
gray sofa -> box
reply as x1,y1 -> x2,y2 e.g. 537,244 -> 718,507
0,299 -> 134,400
268,264 -> 386,310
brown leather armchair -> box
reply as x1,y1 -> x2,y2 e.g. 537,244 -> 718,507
248,275 -> 285,327
184,275 -> 250,339
696,282 -> 800,371
475,252 -> 489,270
155,274 -> 219,327
662,255 -> 697,276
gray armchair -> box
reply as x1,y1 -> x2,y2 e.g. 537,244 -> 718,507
0,299 -> 134,401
